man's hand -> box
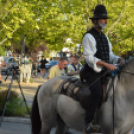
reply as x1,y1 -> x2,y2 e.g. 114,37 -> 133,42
97,61 -> 116,71
104,63 -> 117,71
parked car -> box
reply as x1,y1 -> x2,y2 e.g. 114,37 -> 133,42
1,57 -> 18,74
45,60 -> 59,70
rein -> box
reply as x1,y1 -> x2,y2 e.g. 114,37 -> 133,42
87,69 -> 134,134
118,70 -> 134,76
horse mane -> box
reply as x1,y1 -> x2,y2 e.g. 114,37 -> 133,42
118,57 -> 134,78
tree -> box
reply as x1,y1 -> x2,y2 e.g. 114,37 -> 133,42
1,0 -> 134,57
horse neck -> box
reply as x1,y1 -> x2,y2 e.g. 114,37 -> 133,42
117,63 -> 134,100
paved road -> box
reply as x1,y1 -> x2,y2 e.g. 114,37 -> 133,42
1,122 -> 134,134
0,122 -> 83,134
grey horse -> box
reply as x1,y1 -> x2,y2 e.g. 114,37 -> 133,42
31,58 -> 134,134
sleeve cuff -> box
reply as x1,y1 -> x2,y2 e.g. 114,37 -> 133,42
93,59 -> 102,72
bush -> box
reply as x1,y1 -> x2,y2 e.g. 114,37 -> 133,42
0,90 -> 27,116
30,77 -> 34,83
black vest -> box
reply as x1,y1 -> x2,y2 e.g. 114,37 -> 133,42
83,27 -> 109,74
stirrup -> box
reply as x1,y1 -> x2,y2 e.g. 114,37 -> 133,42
83,123 -> 91,134
84,121 -> 100,134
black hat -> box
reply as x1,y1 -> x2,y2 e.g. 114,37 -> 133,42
89,5 -> 109,19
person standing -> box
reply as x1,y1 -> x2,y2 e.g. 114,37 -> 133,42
48,57 -> 68,80
47,57 -> 72,134
37,57 -> 40,63
67,56 -> 81,78
25,55 -> 32,83
82,5 -> 125,132
0,55 -> 4,83
32,57 -> 38,78
74,57 -> 83,78
40,56 -> 48,78
19,55 -> 25,83
68,56 -> 75,65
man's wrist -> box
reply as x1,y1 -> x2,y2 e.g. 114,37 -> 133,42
102,62 -> 108,67
97,60 -> 107,67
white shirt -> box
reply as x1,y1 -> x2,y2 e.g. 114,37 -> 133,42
82,33 -> 120,72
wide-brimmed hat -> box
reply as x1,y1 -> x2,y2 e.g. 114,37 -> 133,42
89,5 -> 109,19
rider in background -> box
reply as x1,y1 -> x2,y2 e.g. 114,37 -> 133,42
82,4 -> 125,132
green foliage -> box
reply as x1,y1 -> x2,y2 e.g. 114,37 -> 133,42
0,0 -> 134,56
0,46 -> 5,56
0,90 -> 27,116
80,58 -> 86,66
30,77 -> 34,83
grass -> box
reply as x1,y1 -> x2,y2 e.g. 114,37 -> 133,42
30,77 -> 34,83
0,90 -> 31,117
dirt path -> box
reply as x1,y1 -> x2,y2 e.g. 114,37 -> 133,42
0,76 -> 47,106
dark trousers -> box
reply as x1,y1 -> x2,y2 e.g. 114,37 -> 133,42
85,71 -> 103,124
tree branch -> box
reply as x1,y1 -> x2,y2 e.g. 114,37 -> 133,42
0,27 -> 20,45
0,3 -> 18,23
106,0 -> 128,36
113,38 -> 126,45
0,0 -> 11,13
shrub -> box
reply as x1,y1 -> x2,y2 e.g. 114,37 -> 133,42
0,90 -> 27,116
30,77 -> 34,83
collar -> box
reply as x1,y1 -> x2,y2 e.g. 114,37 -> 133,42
92,27 -> 102,34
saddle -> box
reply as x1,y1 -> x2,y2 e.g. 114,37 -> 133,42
57,77 -> 111,110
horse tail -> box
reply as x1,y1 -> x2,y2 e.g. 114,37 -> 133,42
31,85 -> 42,134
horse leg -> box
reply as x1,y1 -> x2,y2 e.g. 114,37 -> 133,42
40,121 -> 52,134
38,95 -> 58,134
55,115 -> 66,134
127,129 -> 133,134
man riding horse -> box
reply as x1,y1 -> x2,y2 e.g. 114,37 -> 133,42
82,5 -> 125,133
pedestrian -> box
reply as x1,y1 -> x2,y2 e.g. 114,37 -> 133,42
40,56 -> 48,78
32,57 -> 38,78
47,57 -> 72,134
48,57 -> 68,80
25,55 -> 32,83
74,56 -> 83,78
67,56 -> 82,78
19,54 -> 32,83
0,55 -> 4,83
19,55 -> 25,83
